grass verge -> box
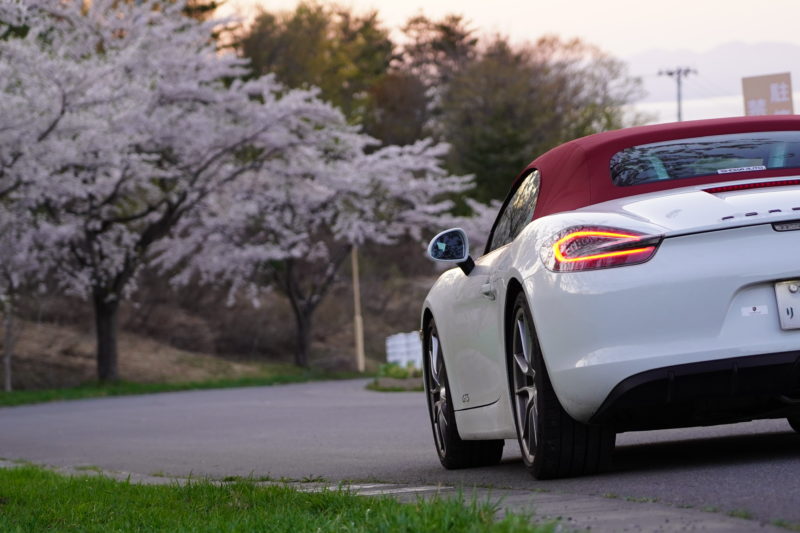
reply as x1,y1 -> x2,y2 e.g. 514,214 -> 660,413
0,368 -> 362,408
367,363 -> 424,392
365,381 -> 424,393
0,466 -> 552,533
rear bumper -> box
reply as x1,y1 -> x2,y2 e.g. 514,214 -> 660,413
589,351 -> 800,431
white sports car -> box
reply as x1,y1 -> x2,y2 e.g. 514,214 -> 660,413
421,116 -> 800,479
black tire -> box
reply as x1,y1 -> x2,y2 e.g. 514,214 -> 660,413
788,416 -> 800,433
508,292 -> 615,479
423,318 -> 504,469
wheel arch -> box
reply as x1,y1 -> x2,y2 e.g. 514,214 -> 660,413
503,278 -> 526,386
421,306 -> 434,333
421,307 -> 434,372
503,278 -> 556,395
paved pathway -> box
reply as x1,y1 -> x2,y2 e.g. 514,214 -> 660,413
2,379 -> 799,531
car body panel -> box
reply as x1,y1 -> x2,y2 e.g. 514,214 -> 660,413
423,248 -> 506,411
583,179 -> 800,235
453,395 -> 516,439
426,196 -> 800,436
529,222 -> 800,421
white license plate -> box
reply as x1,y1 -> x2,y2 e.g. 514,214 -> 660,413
775,280 -> 800,330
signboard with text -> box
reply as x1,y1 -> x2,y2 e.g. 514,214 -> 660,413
742,72 -> 794,116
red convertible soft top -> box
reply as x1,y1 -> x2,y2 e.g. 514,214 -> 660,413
528,115 -> 800,219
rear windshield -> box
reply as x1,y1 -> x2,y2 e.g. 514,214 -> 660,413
610,131 -> 800,186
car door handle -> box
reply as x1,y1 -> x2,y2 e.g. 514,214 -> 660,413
480,282 -> 496,300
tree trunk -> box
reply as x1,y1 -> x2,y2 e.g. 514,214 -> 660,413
279,249 -> 352,369
93,290 -> 120,382
3,305 -> 13,393
291,306 -> 312,368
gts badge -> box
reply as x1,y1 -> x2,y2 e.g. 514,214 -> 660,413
461,394 -> 470,403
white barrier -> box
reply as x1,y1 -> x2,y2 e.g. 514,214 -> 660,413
385,331 -> 423,369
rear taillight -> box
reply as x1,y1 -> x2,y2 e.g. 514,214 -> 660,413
542,227 -> 662,272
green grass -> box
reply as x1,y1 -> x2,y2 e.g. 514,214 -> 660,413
624,496 -> 658,503
366,363 -> 424,392
72,465 -> 103,473
773,519 -> 800,531
0,466 -> 553,533
365,381 -> 424,393
0,369 -> 363,408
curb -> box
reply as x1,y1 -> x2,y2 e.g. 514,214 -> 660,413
0,460 -> 785,532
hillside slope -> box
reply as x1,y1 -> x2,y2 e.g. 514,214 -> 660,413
2,320 -> 287,390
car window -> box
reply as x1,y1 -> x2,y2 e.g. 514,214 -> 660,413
487,170 -> 541,253
611,131 -> 800,186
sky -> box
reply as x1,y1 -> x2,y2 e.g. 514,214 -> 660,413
223,0 -> 800,123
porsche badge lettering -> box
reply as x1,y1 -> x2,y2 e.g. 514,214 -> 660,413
773,221 -> 800,232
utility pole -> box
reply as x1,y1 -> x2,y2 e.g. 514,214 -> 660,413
659,67 -> 696,122
351,246 -> 365,373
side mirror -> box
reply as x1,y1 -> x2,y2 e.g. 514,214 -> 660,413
426,228 -> 475,275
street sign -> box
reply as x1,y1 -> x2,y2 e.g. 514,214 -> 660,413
742,72 -> 794,116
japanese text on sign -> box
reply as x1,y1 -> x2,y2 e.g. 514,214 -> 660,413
742,73 -> 794,116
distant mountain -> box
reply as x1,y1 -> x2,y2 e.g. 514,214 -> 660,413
626,42 -> 800,103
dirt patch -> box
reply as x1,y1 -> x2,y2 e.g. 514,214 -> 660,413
2,320 -> 275,390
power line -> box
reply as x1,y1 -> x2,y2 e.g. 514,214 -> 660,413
689,74 -> 734,98
659,67 -> 697,121
684,76 -> 725,99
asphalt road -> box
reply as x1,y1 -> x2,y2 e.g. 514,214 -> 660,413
2,378 -> 800,526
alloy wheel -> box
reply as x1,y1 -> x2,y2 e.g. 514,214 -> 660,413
512,305 -> 538,464
427,329 -> 448,457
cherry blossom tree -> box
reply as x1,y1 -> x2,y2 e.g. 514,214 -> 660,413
2,0 -> 479,376
0,204 -> 40,392
1,0 -> 350,381
0,3 -> 107,200
160,138 -> 472,367
1,1 -> 107,388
